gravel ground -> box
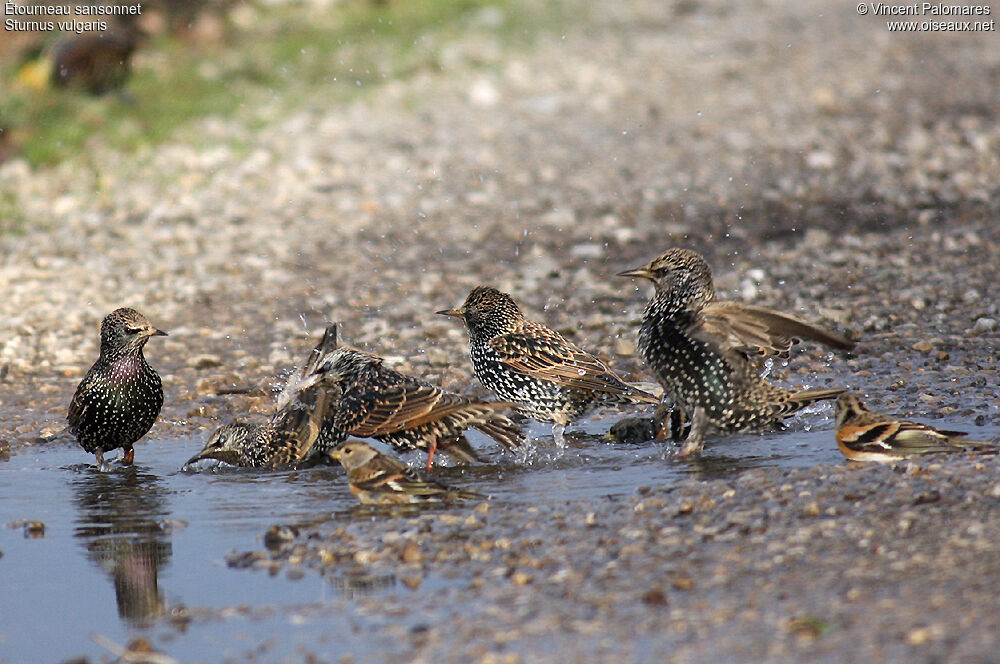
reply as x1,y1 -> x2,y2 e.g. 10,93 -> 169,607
1,0 -> 999,661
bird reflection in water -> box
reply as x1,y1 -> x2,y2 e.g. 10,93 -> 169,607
71,467 -> 173,628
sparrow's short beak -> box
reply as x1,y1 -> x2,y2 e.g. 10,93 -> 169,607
435,308 -> 463,318
328,449 -> 343,461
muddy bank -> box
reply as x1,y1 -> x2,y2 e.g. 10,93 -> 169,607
229,453 -> 1000,663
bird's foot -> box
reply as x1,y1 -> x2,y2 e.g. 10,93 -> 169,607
94,452 -> 113,472
121,447 -> 135,466
424,441 -> 438,472
551,424 -> 566,447
675,440 -> 703,458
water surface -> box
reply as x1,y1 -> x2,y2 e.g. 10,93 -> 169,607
5,409 -> 976,663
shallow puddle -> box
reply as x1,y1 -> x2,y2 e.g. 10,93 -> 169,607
1,410 -> 995,662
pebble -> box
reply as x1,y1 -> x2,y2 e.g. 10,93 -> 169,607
971,317 -> 997,334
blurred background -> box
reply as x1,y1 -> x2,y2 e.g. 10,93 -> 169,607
2,0 -> 533,165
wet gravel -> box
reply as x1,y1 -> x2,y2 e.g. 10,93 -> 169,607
229,454 -> 1000,663
1,0 -> 999,661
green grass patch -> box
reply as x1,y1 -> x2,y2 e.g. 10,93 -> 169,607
0,0 -> 562,167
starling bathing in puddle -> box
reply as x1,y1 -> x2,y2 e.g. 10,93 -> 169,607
834,392 -> 995,462
607,404 -> 690,445
328,440 -> 484,505
618,248 -> 855,456
438,286 -> 659,445
68,308 -> 167,467
317,333 -> 524,470
187,325 -> 342,469
274,324 -> 340,413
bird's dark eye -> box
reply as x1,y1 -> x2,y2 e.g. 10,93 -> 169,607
215,435 -> 227,446
125,326 -> 142,335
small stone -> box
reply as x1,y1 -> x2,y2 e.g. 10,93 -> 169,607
402,541 -> 423,564
511,571 -> 534,586
226,551 -> 268,569
971,318 -> 997,334
188,354 -> 224,369
263,524 -> 298,550
805,150 -> 835,170
23,521 -> 45,538
640,587 -> 669,606
667,571 -> 695,590
912,341 -> 933,352
802,501 -> 821,517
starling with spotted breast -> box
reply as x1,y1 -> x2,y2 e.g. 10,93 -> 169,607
317,332 -> 524,470
68,307 -> 168,467
328,440 -> 484,505
438,286 -> 659,445
834,392 -> 995,462
618,248 -> 855,456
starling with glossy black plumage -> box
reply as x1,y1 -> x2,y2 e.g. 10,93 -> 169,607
618,248 -> 855,456
834,392 -> 995,462
317,334 -> 524,470
187,325 -> 341,469
438,286 -> 659,444
68,308 -> 167,467
328,440 -> 484,505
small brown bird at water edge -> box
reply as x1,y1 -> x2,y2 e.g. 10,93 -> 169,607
328,440 -> 484,506
618,248 -> 854,457
68,307 -> 167,467
438,286 -> 659,445
834,392 -> 995,462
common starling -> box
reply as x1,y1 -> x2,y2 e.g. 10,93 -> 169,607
834,392 -> 995,462
187,325 -> 342,469
50,28 -> 140,95
437,286 -> 660,445
68,308 -> 168,467
606,404 -> 690,445
618,248 -> 854,456
316,333 -> 524,470
328,440 -> 484,505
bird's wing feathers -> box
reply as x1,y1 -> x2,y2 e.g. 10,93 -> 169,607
488,327 -> 647,397
352,461 -> 463,497
336,384 -> 491,437
266,378 -> 337,463
839,418 -> 954,454
695,302 -> 854,357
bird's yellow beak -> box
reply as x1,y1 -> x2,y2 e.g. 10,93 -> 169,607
328,448 -> 343,461
616,267 -> 655,281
